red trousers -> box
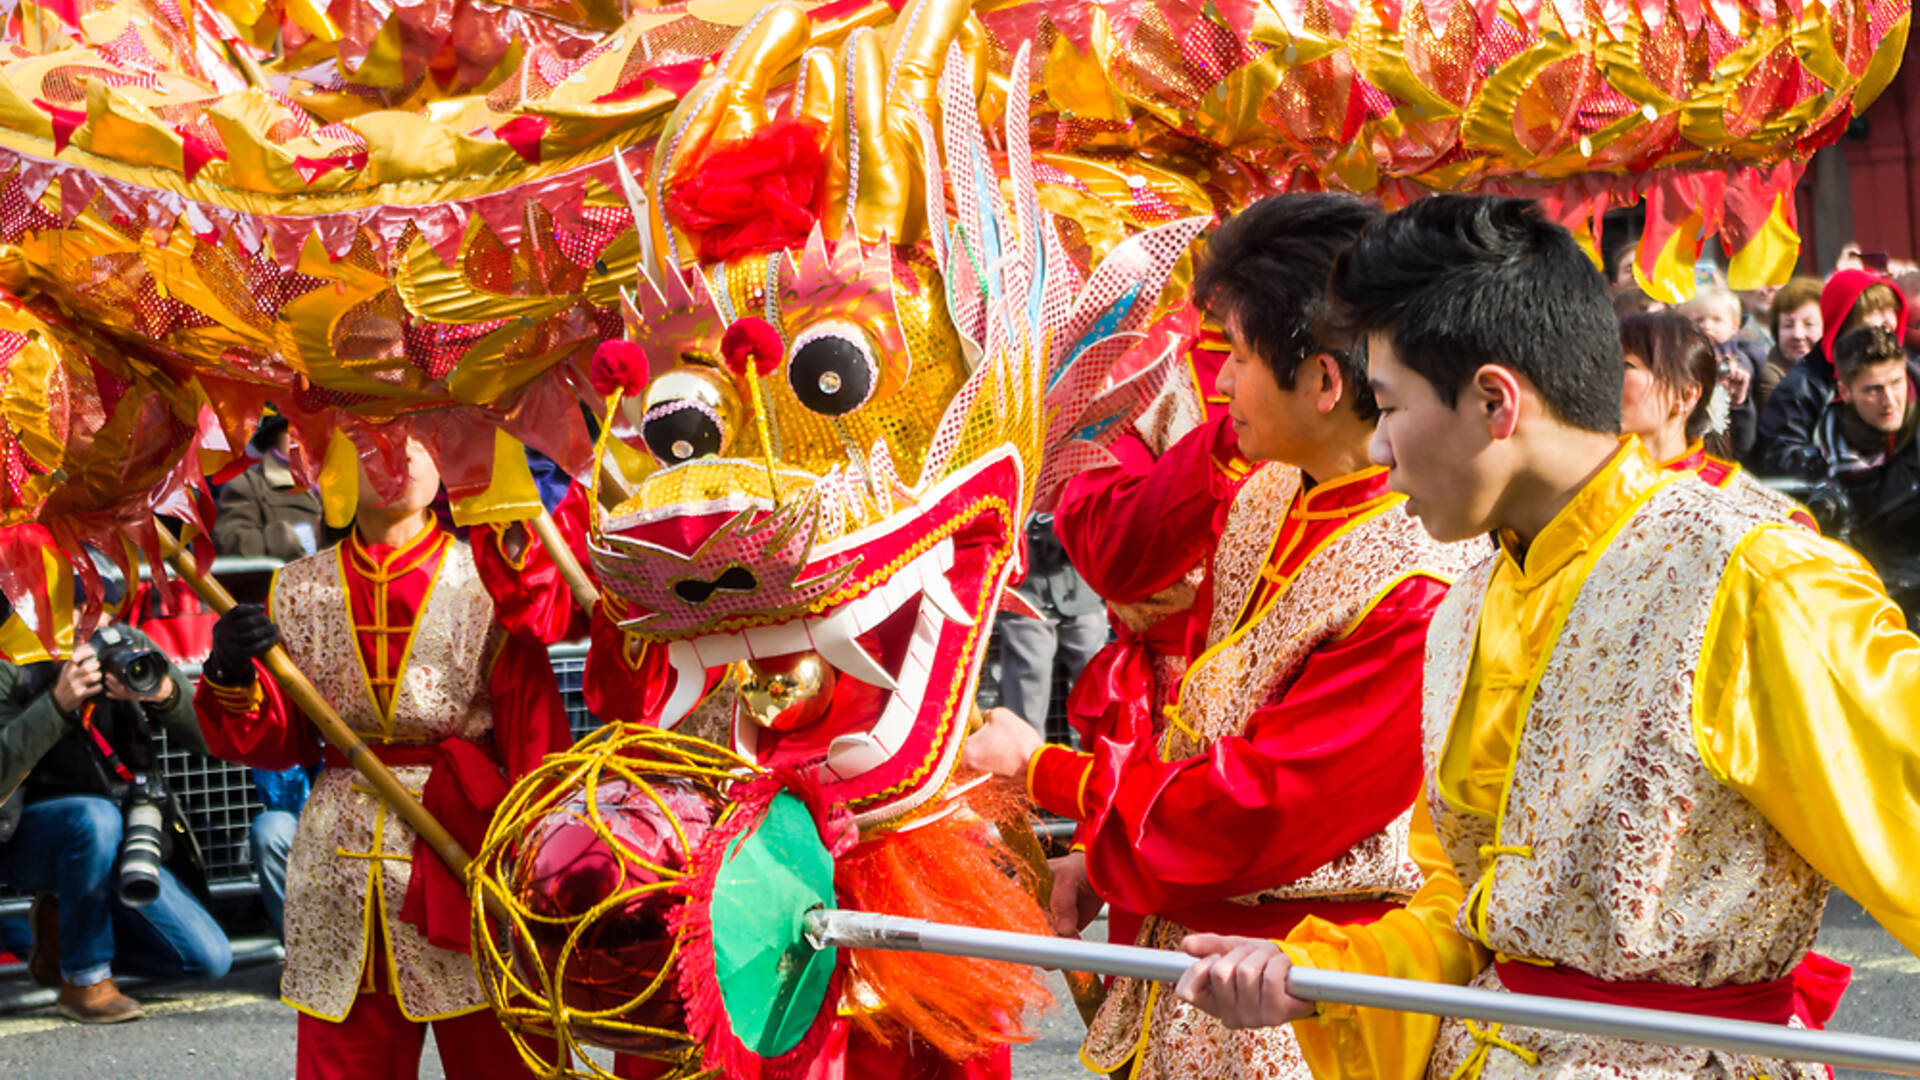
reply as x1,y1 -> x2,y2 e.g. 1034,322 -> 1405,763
295,940 -> 559,1080
612,1020 -> 1011,1080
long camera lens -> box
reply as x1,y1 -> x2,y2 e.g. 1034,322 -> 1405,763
116,794 -> 166,907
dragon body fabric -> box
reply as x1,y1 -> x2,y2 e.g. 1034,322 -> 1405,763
0,0 -> 1903,619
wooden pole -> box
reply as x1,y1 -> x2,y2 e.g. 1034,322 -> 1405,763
153,521 -> 473,879
528,508 -> 598,614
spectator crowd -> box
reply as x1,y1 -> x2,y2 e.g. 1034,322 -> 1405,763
1613,246 -> 1920,616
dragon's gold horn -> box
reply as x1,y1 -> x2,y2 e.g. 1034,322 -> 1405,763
649,5 -> 813,268
845,0 -> 971,245
794,47 -> 849,244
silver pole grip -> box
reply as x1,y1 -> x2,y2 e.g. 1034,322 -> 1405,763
802,910 -> 1920,1077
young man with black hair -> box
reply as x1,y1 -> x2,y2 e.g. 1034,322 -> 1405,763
964,192 -> 1486,1079
1175,194 -> 1920,1080
1811,327 -> 1920,616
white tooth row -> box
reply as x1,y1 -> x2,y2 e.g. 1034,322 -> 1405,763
826,582 -> 945,782
646,537 -> 971,784
655,538 -> 966,732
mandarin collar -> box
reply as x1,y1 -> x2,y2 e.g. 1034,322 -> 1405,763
1496,438 -> 1666,587
1294,465 -> 1394,517
1658,440 -> 1707,476
348,516 -> 443,570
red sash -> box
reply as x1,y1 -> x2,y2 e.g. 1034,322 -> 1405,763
320,736 -> 507,954
1495,952 -> 1852,1028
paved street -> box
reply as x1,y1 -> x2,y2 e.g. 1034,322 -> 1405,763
0,895 -> 1912,1078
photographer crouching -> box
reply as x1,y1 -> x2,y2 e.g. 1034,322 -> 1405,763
0,586 -> 232,1023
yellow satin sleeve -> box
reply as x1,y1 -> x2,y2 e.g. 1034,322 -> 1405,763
1694,524 -> 1920,957
1277,791 -> 1489,1080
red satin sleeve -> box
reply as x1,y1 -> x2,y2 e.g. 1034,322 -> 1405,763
193,663 -> 323,772
1067,575 -> 1445,924
583,603 -> 727,727
471,484 -> 594,644
1053,416 -> 1248,605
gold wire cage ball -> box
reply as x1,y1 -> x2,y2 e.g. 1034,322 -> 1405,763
469,725 -> 753,1079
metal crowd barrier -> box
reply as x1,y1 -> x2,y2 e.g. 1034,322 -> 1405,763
0,641 -> 595,920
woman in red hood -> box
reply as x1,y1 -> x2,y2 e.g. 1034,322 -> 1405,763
1753,268 -> 1909,478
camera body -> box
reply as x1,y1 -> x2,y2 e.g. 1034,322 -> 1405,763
87,624 -> 167,699
75,626 -> 178,906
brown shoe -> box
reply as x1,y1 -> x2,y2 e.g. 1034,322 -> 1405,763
56,978 -> 145,1024
26,893 -> 59,989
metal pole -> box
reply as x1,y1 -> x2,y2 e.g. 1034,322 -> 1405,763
804,910 -> 1920,1077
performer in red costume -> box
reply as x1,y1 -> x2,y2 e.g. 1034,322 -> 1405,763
1047,317 -> 1233,951
195,434 -> 573,1080
966,193 -> 1488,1079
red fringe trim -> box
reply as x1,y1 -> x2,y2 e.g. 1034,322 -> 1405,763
673,772 -> 1053,1075
670,770 -> 847,1080
836,791 -> 1054,1062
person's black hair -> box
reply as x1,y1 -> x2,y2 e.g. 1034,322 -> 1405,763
1833,325 -> 1906,383
249,411 -> 289,454
1191,193 -> 1384,420
1323,194 -> 1622,433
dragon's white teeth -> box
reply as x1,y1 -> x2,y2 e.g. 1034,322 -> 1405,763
691,631 -> 750,667
659,640 -> 707,730
809,629 -> 898,691
918,565 -> 972,627
733,709 -> 762,765
744,620 -> 811,659
823,732 -> 891,781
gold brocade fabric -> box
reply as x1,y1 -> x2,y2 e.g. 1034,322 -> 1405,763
1085,919 -> 1312,1080
676,671 -> 739,750
270,540 -> 503,1022
1426,965 -> 1823,1080
1201,464 -> 1297,647
1724,466 -> 1813,524
1082,466 -> 1487,1079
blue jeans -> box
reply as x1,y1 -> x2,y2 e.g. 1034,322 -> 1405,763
0,795 -> 232,986
250,809 -> 297,937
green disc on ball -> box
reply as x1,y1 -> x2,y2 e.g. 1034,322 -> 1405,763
711,791 -> 838,1057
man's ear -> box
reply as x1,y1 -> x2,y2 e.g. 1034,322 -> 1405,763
1467,364 -> 1525,441
1312,353 -> 1344,415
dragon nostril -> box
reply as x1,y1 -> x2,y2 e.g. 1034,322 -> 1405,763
673,579 -> 718,604
671,565 -> 761,605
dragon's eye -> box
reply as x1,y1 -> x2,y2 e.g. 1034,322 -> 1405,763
635,368 -> 735,465
787,321 -> 878,417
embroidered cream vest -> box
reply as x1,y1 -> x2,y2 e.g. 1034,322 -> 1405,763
1083,466 -> 1488,1078
1724,466 -> 1811,524
1419,477 -> 1828,1080
271,539 -> 503,1023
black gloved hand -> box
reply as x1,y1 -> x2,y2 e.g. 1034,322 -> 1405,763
206,603 -> 280,686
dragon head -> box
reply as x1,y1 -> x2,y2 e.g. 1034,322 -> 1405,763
587,0 -> 1203,826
